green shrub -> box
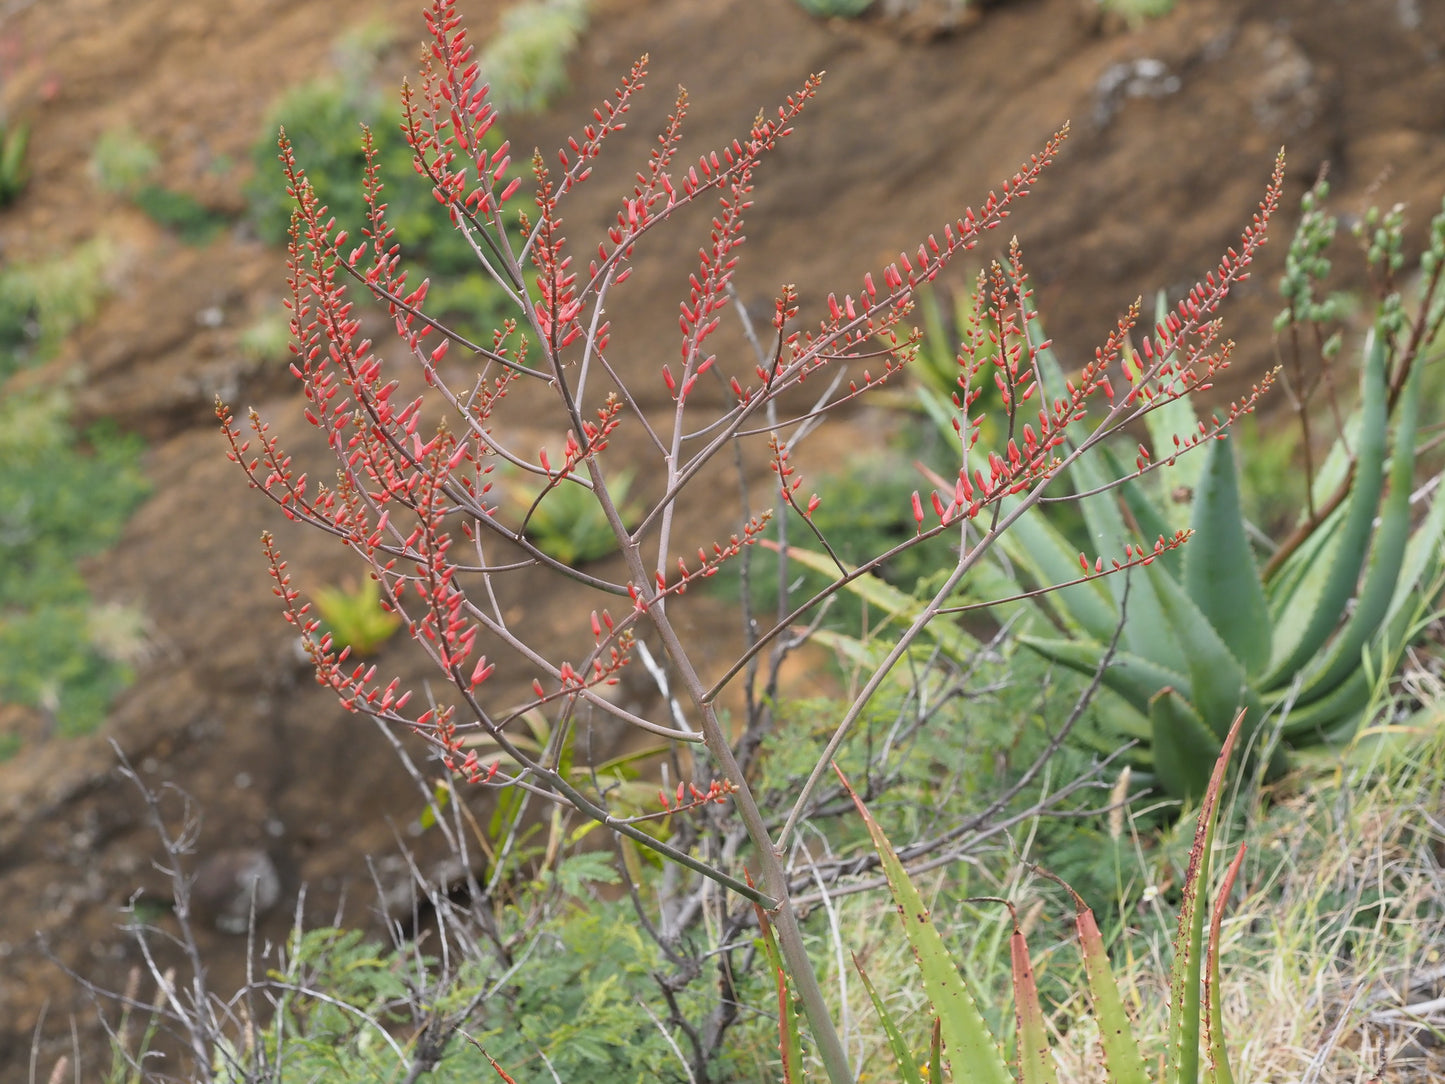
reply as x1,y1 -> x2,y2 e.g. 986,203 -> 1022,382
792,0 -> 876,17
88,126 -> 229,242
130,183 -> 229,244
480,0 -> 591,115
244,22 -> 533,331
89,125 -> 161,197
0,389 -> 150,737
0,119 -> 29,206
1098,0 -> 1175,24
0,239 -> 115,378
508,470 -> 641,565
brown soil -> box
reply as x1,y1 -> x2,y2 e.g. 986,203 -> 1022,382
1,0 -> 1442,1075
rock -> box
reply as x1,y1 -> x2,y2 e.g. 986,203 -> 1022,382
189,847 -> 280,935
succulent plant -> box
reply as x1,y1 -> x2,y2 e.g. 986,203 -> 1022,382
1000,300 -> 1444,799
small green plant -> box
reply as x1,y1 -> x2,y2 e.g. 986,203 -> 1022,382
89,125 -> 161,197
130,184 -> 228,244
479,0 -> 591,115
237,309 -> 293,364
1098,0 -> 1176,26
0,118 -> 29,206
509,469 -> 641,565
88,125 -> 229,243
792,0 -> 876,17
0,238 -> 115,378
244,17 -> 538,331
313,576 -> 403,656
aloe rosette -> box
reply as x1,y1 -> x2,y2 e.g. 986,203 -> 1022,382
998,300 -> 1444,799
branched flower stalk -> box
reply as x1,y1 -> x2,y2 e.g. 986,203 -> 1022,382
218,3 -> 1284,1076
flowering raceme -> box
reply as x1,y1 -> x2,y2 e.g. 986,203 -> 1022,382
218,2 -> 1284,1075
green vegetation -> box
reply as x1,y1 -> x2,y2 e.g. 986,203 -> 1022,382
785,722 -> 1244,1084
89,126 -> 161,197
0,241 -> 150,747
0,387 -> 150,739
0,118 -> 29,206
0,237 -> 114,379
89,125 -> 231,243
480,0 -> 591,115
991,188 -> 1445,798
73,4 -> 1445,1079
313,577 -> 402,657
509,470 -> 641,565
130,184 -> 228,244
246,4 -> 591,340
792,0 -> 877,17
1098,0 -> 1176,25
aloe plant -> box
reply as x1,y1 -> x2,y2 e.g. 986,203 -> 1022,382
998,305 -> 1444,797
760,714 -> 1251,1082
995,224 -> 1445,795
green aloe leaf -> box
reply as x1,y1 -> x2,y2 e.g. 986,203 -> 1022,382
779,544 -> 979,663
1149,688 -> 1220,802
1270,668 -> 1373,739
753,902 -> 805,1083
1142,292 -> 1206,502
1101,443 -> 1187,582
1070,437 -> 1188,677
1264,498 -> 1345,618
1289,351 -> 1423,705
1384,481 -> 1445,631
855,956 -> 927,1084
1017,634 -> 1188,723
1282,512 -> 1445,745
1165,711 -> 1244,1084
1146,562 -> 1261,742
1203,844 -> 1246,1084
1010,317 -> 1129,642
994,498 -> 1121,642
1008,914 -> 1059,1084
1184,435 -> 1271,677
1264,327 -> 1390,685
840,767 -> 1013,1084
1063,888 -> 1150,1084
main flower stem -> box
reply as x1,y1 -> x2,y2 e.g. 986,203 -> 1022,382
646,604 -> 854,1084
